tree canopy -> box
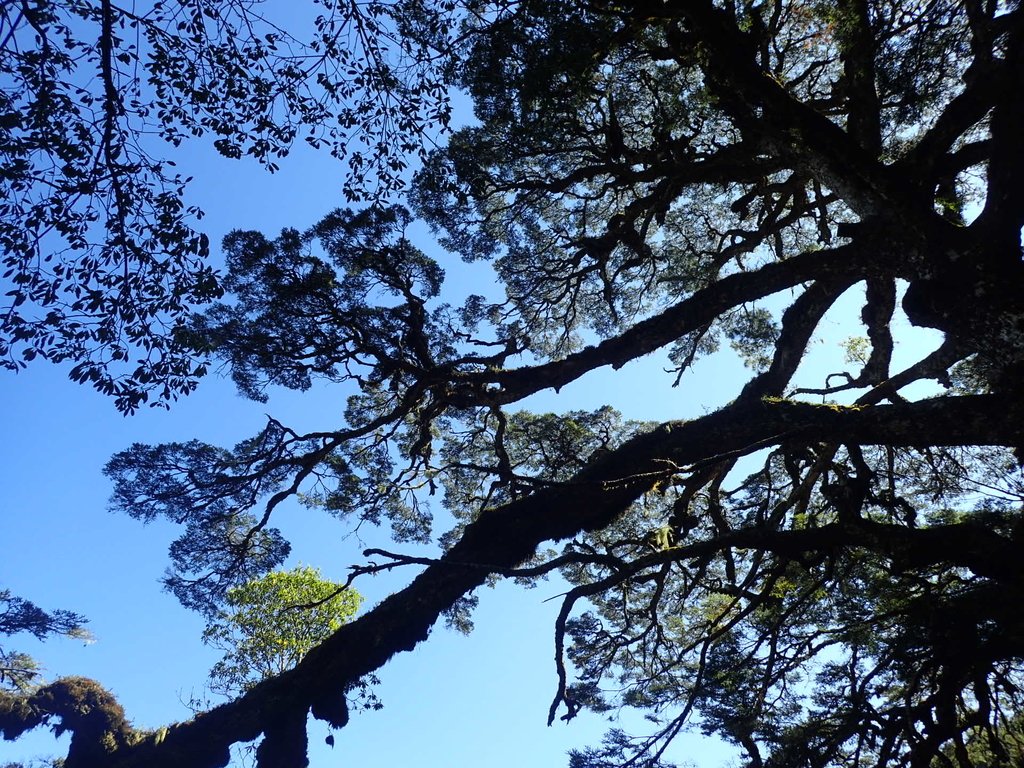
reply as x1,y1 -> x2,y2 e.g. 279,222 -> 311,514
0,0 -> 455,412
2,1 -> 1024,768
0,591 -> 90,692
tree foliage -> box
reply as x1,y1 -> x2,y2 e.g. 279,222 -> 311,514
202,566 -> 362,698
0,0 -> 455,412
3,1 -> 1024,768
0,589 -> 90,692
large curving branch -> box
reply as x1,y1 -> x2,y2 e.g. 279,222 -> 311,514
5,394 -> 1023,767
975,8 -> 1024,239
444,243 -> 877,407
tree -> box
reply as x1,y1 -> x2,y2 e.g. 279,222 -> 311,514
201,566 -> 363,698
2,1 -> 1024,768
0,590 -> 91,691
0,0 -> 455,413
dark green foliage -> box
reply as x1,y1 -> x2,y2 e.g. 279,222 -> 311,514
569,729 -> 677,768
186,206 -> 447,402
105,433 -> 295,612
438,406 -> 637,521
0,591 -> 85,644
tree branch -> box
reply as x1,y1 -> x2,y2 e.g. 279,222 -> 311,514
7,394 -> 1019,768
445,243 -> 877,407
668,1 -> 894,216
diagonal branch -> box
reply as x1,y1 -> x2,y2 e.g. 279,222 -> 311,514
445,243 -> 879,407
10,394 -> 1015,768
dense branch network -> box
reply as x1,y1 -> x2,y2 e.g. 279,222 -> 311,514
3,1 -> 1024,767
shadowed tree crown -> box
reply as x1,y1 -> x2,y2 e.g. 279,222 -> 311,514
3,2 -> 1024,768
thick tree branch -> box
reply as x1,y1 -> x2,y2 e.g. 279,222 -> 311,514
0,677 -> 133,765
975,9 -> 1024,239
738,278 -> 853,400
9,394 -> 1018,768
836,0 -> 882,156
445,244 -> 877,407
897,61 -> 1008,182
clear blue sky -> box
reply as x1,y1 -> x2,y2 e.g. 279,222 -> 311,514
0,31 -> 947,768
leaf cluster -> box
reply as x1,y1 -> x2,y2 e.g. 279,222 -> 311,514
201,566 -> 362,698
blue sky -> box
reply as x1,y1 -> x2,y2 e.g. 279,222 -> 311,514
0,28 -> 949,766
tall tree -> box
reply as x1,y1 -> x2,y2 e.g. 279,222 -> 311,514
201,567 -> 363,698
2,2 -> 1024,768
